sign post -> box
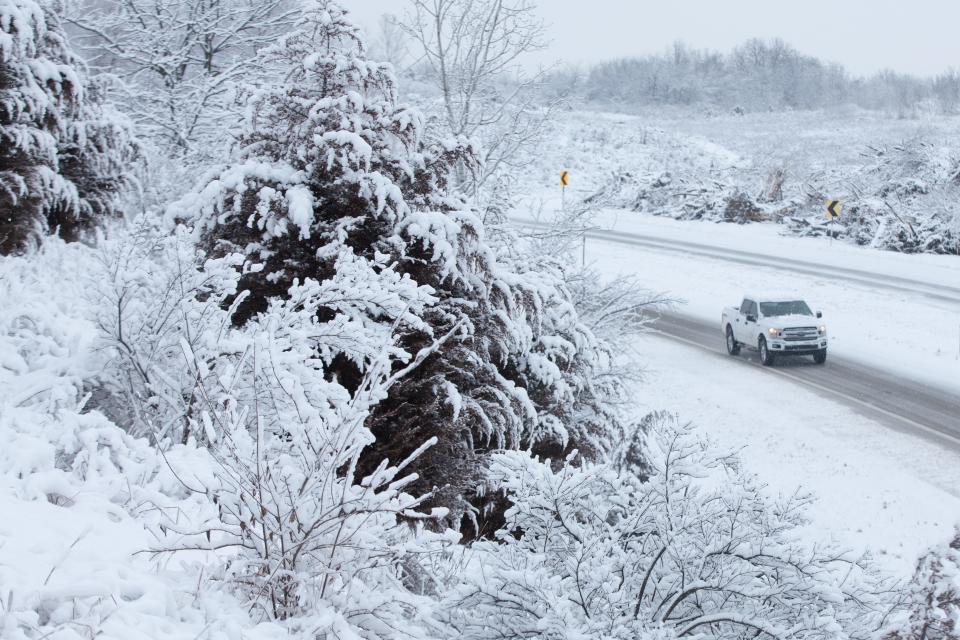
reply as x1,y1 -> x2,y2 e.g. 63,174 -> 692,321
825,199 -> 841,245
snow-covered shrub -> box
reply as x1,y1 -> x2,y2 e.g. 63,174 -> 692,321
444,415 -> 889,640
68,210 -> 453,630
0,237 -> 286,640
590,169 -> 728,220
2,220 -> 457,637
0,0 -> 138,255
787,140 -> 960,254
87,217 -> 244,443
883,530 -> 960,640
589,168 -> 799,225
171,0 -> 624,535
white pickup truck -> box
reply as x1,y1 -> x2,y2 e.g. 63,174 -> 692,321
721,295 -> 828,366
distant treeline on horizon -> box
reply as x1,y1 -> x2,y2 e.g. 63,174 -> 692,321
542,38 -> 960,114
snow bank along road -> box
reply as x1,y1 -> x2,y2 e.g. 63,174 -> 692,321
513,213 -> 960,448
584,225 -> 960,305
520,217 -> 960,305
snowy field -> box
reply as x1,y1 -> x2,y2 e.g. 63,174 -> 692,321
521,107 -> 960,195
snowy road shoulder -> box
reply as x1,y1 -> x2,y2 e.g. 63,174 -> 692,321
632,332 -> 960,575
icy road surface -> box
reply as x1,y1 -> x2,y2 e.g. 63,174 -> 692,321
652,312 -> 960,448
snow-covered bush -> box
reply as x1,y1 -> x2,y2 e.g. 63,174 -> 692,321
139,244 -> 456,631
786,140 -> 960,254
87,218 -> 243,443
444,415 -> 889,640
1,217 -> 457,637
883,530 -> 960,640
0,0 -> 138,255
67,209 -> 453,629
0,237 -> 284,640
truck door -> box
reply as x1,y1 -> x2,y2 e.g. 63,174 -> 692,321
738,299 -> 757,342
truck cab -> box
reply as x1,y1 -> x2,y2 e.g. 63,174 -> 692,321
721,295 -> 828,366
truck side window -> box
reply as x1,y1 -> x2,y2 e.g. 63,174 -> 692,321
742,300 -> 755,318
740,298 -> 749,313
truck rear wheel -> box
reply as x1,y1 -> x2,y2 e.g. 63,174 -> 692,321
725,326 -> 740,355
813,349 -> 827,364
759,337 -> 775,366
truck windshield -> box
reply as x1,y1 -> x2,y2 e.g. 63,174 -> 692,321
759,301 -> 812,317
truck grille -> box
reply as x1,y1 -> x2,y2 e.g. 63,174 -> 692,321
781,326 -> 818,341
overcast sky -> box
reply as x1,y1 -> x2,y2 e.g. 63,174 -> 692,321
346,0 -> 959,77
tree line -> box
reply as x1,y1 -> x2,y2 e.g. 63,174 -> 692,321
571,39 -> 960,114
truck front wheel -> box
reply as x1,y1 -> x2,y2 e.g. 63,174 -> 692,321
813,349 -> 827,364
725,326 -> 740,355
759,336 -> 775,366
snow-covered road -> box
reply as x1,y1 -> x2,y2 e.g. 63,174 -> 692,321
581,224 -> 960,305
651,312 -> 960,448
517,209 -> 960,396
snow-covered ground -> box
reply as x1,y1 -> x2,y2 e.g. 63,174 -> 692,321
521,107 -> 960,198
632,334 -> 960,575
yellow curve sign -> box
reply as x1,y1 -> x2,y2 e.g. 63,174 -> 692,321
826,200 -> 841,219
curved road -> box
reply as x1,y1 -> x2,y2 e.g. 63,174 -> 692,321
515,218 -> 960,448
584,226 -> 960,304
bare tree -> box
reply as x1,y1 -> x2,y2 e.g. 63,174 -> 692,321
65,0 -> 298,161
402,0 -> 555,193
367,13 -> 410,71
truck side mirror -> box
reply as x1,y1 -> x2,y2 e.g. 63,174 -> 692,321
816,311 -> 822,318
746,314 -> 757,323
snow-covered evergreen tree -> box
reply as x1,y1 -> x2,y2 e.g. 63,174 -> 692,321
0,0 -> 137,255
171,0 -> 621,533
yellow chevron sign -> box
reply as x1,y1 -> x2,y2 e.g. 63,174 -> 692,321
826,200 -> 841,219
560,170 -> 570,187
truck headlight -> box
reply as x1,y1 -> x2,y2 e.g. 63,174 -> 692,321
768,327 -> 780,336
818,325 -> 827,335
